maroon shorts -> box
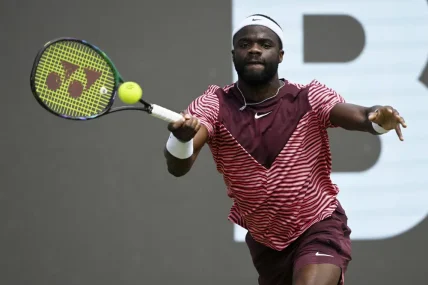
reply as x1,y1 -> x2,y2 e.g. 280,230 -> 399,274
245,202 -> 352,285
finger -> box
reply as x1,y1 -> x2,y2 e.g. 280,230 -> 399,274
168,117 -> 185,131
186,116 -> 197,125
395,113 -> 406,128
389,108 -> 406,127
381,106 -> 393,113
392,110 -> 402,122
395,124 -> 404,141
179,109 -> 192,120
377,106 -> 393,118
184,117 -> 195,127
192,118 -> 200,129
396,115 -> 407,128
194,120 -> 201,132
167,123 -> 178,132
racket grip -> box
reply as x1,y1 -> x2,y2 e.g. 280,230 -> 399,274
150,104 -> 183,123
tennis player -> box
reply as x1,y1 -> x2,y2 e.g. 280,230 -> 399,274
163,14 -> 406,285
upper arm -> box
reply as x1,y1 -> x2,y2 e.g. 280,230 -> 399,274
307,80 -> 346,128
307,80 -> 378,132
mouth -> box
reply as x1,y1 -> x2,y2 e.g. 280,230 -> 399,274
245,61 -> 264,67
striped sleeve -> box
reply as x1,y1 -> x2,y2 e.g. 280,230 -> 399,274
186,85 -> 220,139
307,80 -> 346,128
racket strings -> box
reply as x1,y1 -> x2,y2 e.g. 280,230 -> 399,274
34,41 -> 115,118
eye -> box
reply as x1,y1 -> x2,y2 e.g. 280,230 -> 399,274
239,41 -> 249,48
262,42 -> 273,49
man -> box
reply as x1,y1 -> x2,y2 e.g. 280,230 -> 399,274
163,14 -> 407,285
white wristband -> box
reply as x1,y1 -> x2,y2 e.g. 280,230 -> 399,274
166,133 -> 193,159
372,122 -> 389,134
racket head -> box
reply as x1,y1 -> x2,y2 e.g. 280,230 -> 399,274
30,37 -> 123,120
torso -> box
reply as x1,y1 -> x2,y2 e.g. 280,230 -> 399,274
187,79 -> 344,251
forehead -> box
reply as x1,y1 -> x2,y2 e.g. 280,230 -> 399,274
234,25 -> 279,42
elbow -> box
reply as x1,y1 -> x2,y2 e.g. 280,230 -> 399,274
167,167 -> 188,177
166,162 -> 191,177
163,148 -> 193,177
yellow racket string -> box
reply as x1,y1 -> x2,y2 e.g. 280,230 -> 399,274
34,41 -> 115,117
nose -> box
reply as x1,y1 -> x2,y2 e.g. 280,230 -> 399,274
248,43 -> 262,54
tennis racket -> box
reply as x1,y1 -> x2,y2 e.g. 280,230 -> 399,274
30,37 -> 183,122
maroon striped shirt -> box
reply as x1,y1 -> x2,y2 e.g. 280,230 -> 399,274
186,79 -> 346,251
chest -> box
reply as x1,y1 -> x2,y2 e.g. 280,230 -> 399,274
216,90 -> 313,168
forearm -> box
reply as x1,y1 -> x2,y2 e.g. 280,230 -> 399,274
163,126 -> 208,177
164,148 -> 197,177
330,103 -> 382,134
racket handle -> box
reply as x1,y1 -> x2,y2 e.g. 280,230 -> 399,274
150,104 -> 183,123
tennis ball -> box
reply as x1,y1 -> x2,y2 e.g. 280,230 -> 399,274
118,82 -> 143,104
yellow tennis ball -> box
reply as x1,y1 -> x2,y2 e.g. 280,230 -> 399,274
118,82 -> 143,104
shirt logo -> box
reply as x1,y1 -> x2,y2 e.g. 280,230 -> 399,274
254,111 -> 272,119
315,252 -> 334,257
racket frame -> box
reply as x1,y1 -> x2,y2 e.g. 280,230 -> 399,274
30,37 -> 157,121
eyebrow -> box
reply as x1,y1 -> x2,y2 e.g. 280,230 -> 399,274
237,36 -> 275,42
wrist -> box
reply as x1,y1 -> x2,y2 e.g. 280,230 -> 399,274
166,132 -> 194,159
371,121 -> 389,134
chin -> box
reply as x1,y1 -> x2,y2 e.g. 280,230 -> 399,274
241,71 -> 265,80
242,69 -> 264,78
242,77 -> 270,85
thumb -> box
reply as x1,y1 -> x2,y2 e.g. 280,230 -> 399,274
180,109 -> 191,120
168,116 -> 185,131
368,110 -> 378,122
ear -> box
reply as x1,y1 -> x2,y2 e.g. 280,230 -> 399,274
279,50 -> 284,63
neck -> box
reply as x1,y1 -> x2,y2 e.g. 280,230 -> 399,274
237,75 -> 282,103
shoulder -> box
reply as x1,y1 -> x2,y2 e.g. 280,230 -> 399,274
191,83 -> 235,107
187,83 -> 235,120
201,83 -> 235,97
288,79 -> 345,106
307,79 -> 339,96
286,79 -> 337,95
193,83 -> 233,101
189,85 -> 221,107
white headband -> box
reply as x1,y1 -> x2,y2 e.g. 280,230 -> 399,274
232,15 -> 284,48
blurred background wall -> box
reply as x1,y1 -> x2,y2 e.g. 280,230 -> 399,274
1,0 -> 427,284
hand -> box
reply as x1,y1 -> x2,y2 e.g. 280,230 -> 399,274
167,111 -> 201,142
368,106 -> 407,141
